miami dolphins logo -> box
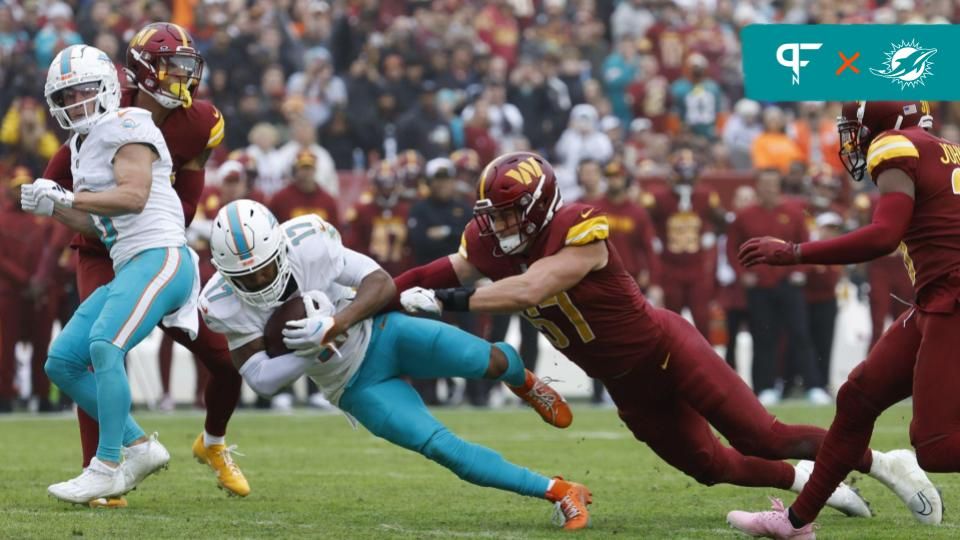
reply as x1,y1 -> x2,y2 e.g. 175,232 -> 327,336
870,39 -> 937,89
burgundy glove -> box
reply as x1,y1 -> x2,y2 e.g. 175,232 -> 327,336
738,236 -> 801,267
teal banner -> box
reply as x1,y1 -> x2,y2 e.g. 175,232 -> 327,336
741,25 -> 960,100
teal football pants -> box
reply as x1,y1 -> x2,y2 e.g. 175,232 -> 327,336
339,313 -> 549,498
45,246 -> 194,462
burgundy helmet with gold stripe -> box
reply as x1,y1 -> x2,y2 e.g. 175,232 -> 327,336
125,22 -> 204,109
837,100 -> 932,181
473,152 -> 561,256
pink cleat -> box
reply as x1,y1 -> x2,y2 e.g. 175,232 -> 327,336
727,498 -> 817,540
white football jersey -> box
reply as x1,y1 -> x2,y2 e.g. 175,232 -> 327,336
200,215 -> 378,404
69,107 -> 185,269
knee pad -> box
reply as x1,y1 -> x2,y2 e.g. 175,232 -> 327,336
913,437 -> 959,473
89,340 -> 125,373
835,382 -> 881,426
422,429 -> 476,481
45,337 -> 89,386
44,356 -> 69,386
683,446 -> 723,486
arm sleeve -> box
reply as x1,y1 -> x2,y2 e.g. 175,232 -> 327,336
238,351 -> 315,396
382,256 -> 462,313
173,168 -> 205,227
799,192 -> 913,265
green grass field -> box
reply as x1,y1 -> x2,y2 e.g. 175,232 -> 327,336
0,403 -> 956,539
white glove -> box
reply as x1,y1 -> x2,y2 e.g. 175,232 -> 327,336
400,287 -> 442,315
282,291 -> 340,358
20,181 -> 55,216
32,179 -> 75,208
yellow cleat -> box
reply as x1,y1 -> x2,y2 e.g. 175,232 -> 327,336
89,496 -> 128,509
192,434 -> 251,497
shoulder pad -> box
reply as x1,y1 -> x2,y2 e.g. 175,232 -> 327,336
866,130 -> 919,178
563,206 -> 610,247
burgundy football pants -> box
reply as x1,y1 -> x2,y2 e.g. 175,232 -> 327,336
793,306 -> 960,522
868,263 -> 914,350
603,309 -> 872,490
75,253 -> 241,468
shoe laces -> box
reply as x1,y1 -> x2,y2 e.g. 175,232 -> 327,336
550,491 -> 583,527
218,445 -> 245,477
527,376 -> 561,407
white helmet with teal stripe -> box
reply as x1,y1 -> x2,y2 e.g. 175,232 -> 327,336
44,45 -> 121,135
210,199 -> 292,308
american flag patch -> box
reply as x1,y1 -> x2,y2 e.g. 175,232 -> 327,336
903,104 -> 918,115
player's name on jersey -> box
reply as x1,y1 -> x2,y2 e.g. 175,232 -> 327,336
741,24 -> 960,100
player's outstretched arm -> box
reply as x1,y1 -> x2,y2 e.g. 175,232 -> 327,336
739,169 -> 914,267
383,253 -> 483,314
227,336 -> 316,396
452,241 -> 608,313
72,143 -> 155,216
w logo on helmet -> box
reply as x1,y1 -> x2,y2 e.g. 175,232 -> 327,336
504,157 -> 544,185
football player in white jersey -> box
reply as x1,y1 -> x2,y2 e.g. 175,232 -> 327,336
200,199 -> 593,530
21,45 -> 199,503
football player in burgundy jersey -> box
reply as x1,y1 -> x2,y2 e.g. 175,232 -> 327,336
729,101 -> 950,538
42,23 -> 248,505
391,151 -> 934,526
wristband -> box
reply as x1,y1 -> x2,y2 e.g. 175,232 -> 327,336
435,287 -> 476,312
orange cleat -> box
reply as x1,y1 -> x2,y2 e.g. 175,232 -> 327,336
546,476 -> 592,530
508,369 -> 573,428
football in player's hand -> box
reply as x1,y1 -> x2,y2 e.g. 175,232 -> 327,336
264,296 -> 318,357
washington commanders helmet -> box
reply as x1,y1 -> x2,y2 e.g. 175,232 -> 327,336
126,22 -> 203,109
837,100 -> 933,181
474,152 -> 561,256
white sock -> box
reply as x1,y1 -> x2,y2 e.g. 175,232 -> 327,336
204,431 -> 225,447
790,465 -> 807,492
869,450 -> 884,475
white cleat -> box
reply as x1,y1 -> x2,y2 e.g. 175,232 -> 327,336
121,432 -> 170,487
869,449 -> 942,524
48,457 -> 130,504
793,460 -> 872,517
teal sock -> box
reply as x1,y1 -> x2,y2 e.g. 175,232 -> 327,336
423,428 -> 551,498
493,342 -> 526,387
45,354 -> 143,447
90,340 -> 144,462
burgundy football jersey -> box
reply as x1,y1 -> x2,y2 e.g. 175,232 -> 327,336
867,126 -> 960,309
459,203 -> 665,378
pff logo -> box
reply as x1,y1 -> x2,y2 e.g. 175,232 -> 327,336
776,43 -> 823,85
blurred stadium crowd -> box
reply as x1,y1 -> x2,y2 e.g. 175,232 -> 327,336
1,0 -> 960,414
